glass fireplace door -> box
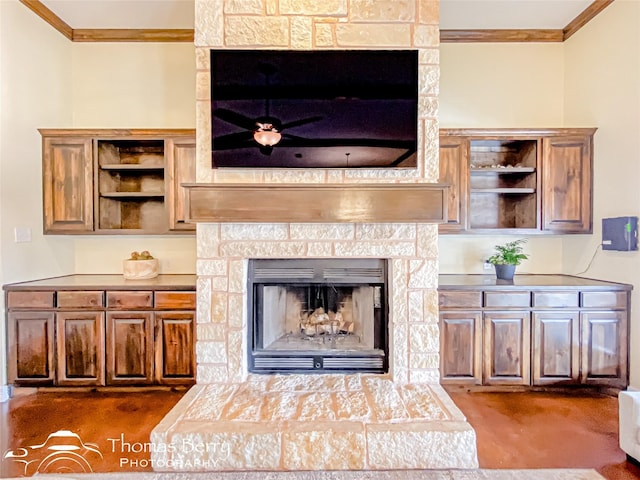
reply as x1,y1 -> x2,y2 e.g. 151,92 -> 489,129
248,259 -> 388,374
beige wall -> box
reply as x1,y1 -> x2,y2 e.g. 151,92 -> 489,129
562,0 -> 640,386
70,42 -> 197,273
71,43 -> 196,128
440,43 -> 565,128
0,0 -> 75,395
438,42 -> 566,274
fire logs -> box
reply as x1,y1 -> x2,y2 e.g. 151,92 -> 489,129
300,307 -> 355,337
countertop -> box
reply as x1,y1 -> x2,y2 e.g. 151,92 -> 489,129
3,273 -> 632,292
3,274 -> 197,291
439,274 -> 633,290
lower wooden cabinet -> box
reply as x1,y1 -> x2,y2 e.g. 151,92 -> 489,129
4,275 -> 196,388
532,311 -> 580,385
483,311 -> 530,386
155,312 -> 196,383
106,311 -> 154,385
439,311 -> 482,384
7,311 -> 55,385
439,275 -> 631,389
56,311 -> 105,386
581,311 -> 627,386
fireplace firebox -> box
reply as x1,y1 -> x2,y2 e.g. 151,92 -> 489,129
248,258 -> 388,374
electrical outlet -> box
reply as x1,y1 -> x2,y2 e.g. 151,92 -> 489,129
483,260 -> 493,271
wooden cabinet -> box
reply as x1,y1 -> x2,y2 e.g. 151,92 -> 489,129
7,311 -> 55,385
106,311 -> 154,385
542,136 -> 592,233
40,129 -> 196,235
483,311 -> 530,385
439,128 -> 595,234
4,275 -> 196,388
439,310 -> 482,384
581,311 -> 627,386
439,275 -> 631,389
155,312 -> 196,383
532,311 -> 580,385
56,311 -> 105,386
42,137 -> 94,233
439,290 -> 482,383
166,137 -> 197,231
438,136 -> 468,232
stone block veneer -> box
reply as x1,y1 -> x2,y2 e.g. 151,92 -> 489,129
151,0 -> 479,472
195,222 -> 440,385
151,376 -> 478,471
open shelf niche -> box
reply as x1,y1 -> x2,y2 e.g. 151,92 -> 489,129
469,138 -> 539,230
97,139 -> 168,231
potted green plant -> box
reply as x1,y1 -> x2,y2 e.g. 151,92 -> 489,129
487,239 -> 529,281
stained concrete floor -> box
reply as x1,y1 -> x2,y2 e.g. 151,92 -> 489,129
1,387 -> 639,479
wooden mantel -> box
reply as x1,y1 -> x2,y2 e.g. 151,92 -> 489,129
184,183 -> 449,223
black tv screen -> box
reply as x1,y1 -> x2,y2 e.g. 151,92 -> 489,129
210,49 -> 418,169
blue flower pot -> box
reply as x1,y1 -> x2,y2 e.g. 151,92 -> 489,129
494,264 -> 516,281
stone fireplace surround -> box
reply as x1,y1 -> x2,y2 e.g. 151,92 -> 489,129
150,0 -> 478,472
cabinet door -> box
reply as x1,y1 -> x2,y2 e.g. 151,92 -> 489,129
483,311 -> 530,385
42,136 -> 94,233
438,135 -> 468,232
56,312 -> 105,386
155,311 -> 195,384
439,311 -> 482,384
532,311 -> 580,385
166,137 -> 196,231
106,312 -> 154,385
581,311 -> 627,387
7,311 -> 55,385
542,136 -> 592,233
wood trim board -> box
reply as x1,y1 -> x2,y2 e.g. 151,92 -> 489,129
183,183 -> 449,223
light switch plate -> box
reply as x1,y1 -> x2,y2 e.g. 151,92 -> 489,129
14,227 -> 32,243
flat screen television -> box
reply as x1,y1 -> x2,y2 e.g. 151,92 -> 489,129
210,49 -> 418,169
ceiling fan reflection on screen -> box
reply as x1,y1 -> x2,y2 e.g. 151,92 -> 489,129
213,63 -> 322,156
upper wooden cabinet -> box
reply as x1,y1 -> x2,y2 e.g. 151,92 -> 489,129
439,128 -> 595,234
42,137 -> 94,233
542,136 -> 592,233
166,137 -> 197,231
438,136 -> 469,232
40,129 -> 196,235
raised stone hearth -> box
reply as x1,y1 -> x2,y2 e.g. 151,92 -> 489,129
151,375 -> 478,470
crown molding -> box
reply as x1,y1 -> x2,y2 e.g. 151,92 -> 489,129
21,0 -> 614,43
441,0 -> 615,43
72,29 -> 194,42
20,0 -> 72,40
19,0 -> 193,42
563,0 -> 615,41
440,29 -> 563,43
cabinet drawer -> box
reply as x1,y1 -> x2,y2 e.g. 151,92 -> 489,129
581,291 -> 627,309
532,291 -> 579,308
57,291 -> 104,308
155,291 -> 196,310
7,291 -> 54,309
106,291 -> 153,309
439,291 -> 482,309
484,291 -> 530,308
